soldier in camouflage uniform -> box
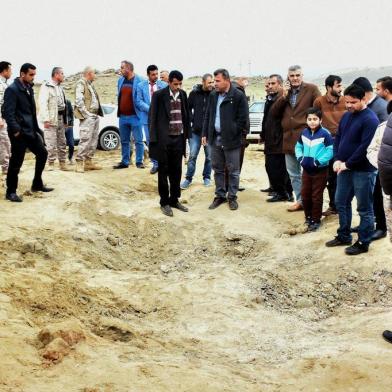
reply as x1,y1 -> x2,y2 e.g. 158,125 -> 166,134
38,67 -> 70,171
0,61 -> 12,180
74,66 -> 103,173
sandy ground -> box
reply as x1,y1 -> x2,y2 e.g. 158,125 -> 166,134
0,145 -> 392,392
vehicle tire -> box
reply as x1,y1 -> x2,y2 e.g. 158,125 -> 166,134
99,128 -> 120,151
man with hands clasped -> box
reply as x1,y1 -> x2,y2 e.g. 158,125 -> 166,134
325,84 -> 379,255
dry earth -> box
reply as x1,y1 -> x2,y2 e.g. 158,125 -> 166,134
0,146 -> 392,392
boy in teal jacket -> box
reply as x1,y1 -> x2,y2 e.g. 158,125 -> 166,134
295,108 -> 334,231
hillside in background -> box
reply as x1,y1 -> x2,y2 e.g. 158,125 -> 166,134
313,65 -> 392,86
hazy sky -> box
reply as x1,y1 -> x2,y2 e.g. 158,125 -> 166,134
2,0 -> 392,81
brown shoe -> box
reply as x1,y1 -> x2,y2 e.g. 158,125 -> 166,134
322,207 -> 338,216
84,159 -> 102,171
75,160 -> 84,173
59,161 -> 72,171
47,162 -> 55,171
287,202 -> 303,212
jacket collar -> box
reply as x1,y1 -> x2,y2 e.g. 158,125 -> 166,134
14,77 -> 33,93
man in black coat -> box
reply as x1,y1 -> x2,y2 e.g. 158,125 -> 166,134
261,74 -> 293,202
149,70 -> 190,217
2,63 -> 53,202
202,68 -> 249,210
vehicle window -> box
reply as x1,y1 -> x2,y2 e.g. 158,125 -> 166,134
249,102 -> 265,113
102,106 -> 115,115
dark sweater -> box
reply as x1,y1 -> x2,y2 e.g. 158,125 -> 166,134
334,108 -> 379,172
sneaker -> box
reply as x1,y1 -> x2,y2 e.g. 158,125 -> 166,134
150,166 -> 158,174
180,179 -> 191,190
325,237 -> 352,247
203,178 -> 211,187
209,197 -> 227,210
307,222 -> 321,232
345,241 -> 369,256
136,163 -> 145,169
228,198 -> 238,210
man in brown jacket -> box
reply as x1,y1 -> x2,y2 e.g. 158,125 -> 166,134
272,65 -> 321,211
314,75 -> 346,216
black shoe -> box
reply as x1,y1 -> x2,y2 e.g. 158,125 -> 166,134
31,185 -> 54,193
136,163 -> 145,169
228,198 -> 238,210
287,194 -> 294,202
171,202 -> 188,212
382,330 -> 392,344
238,187 -> 245,192
160,205 -> 173,217
6,192 -> 23,202
351,225 -> 359,233
150,166 -> 158,174
345,241 -> 369,256
371,229 -> 387,241
209,197 -> 227,210
307,222 -> 321,232
325,237 -> 352,247
260,187 -> 274,193
267,193 -> 289,202
113,162 -> 129,169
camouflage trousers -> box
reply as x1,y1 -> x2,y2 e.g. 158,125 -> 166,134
0,126 -> 11,174
76,116 -> 99,161
44,118 -> 67,163
385,194 -> 392,243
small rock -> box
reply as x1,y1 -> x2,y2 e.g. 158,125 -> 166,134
41,337 -> 70,362
38,319 -> 86,347
20,241 -> 36,254
106,235 -> 119,246
160,264 -> 171,274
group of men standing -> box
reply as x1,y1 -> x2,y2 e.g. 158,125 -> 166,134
261,65 -> 392,255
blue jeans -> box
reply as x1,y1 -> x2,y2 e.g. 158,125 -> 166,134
285,153 -> 302,203
119,116 -> 144,165
185,133 -> 211,181
335,170 -> 376,245
142,124 -> 158,168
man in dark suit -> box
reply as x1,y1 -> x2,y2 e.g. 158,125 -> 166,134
2,63 -> 53,202
202,68 -> 249,211
149,70 -> 190,217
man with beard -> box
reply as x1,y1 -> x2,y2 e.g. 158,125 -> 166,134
180,73 -> 213,188
353,76 -> 389,241
3,63 -> 53,202
376,76 -> 392,102
326,84 -> 379,255
314,75 -> 346,216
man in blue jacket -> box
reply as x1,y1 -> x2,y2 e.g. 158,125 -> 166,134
114,60 -> 144,169
325,84 -> 379,255
135,64 -> 167,174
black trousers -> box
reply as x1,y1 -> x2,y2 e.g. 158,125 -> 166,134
326,159 -> 337,209
374,174 -> 387,231
158,135 -> 183,206
265,153 -> 292,196
6,133 -> 48,194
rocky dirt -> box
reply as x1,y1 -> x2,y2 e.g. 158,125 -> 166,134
0,146 -> 392,392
